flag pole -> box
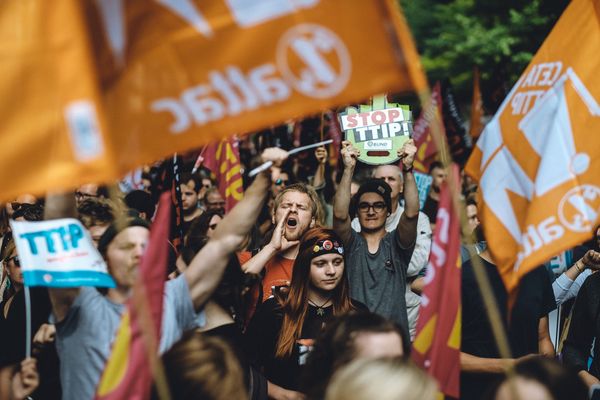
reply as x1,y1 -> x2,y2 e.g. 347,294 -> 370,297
24,285 -> 32,358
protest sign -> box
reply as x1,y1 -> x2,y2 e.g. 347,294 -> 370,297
414,171 -> 433,210
0,0 -> 426,202
465,0 -> 600,296
339,95 -> 412,165
10,219 -> 114,288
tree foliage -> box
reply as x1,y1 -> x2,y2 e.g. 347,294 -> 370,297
402,0 -> 569,112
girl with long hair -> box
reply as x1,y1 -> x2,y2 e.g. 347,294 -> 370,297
245,227 -> 366,400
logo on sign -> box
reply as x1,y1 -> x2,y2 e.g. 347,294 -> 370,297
558,185 -> 600,233
276,24 -> 351,98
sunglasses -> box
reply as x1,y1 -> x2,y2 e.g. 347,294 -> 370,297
275,178 -> 288,186
5,255 -> 20,267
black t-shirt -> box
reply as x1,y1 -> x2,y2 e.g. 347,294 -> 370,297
422,195 -> 439,223
244,297 -> 366,392
460,258 -> 556,400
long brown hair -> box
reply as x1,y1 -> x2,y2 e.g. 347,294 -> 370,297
275,228 -> 354,357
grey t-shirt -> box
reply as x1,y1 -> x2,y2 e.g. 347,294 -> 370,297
346,229 -> 414,339
53,274 -> 201,400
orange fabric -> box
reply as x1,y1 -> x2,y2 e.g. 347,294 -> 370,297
465,0 -> 600,298
262,256 -> 295,303
469,67 -> 484,140
0,0 -> 427,202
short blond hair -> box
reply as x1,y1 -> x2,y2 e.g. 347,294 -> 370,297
325,357 -> 437,400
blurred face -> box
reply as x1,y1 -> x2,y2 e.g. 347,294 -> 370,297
205,191 -> 226,212
89,223 -> 109,248
430,167 -> 447,192
206,214 -> 222,238
180,180 -> 199,212
6,193 -> 36,217
274,191 -> 315,241
106,226 -> 149,288
76,184 -> 99,205
4,248 -> 23,287
495,377 -> 551,400
374,165 -> 403,202
352,331 -> 404,359
272,171 -> 289,197
309,253 -> 344,292
466,204 -> 480,233
357,192 -> 388,232
199,178 -> 212,200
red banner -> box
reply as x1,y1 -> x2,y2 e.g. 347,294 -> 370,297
413,82 -> 444,173
412,167 -> 461,398
203,136 -> 244,212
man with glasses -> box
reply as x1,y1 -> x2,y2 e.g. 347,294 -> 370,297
74,183 -> 108,207
333,140 -> 419,340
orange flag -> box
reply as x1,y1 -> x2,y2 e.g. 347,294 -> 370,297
0,0 -> 426,203
465,0 -> 600,297
469,67 -> 484,140
95,192 -> 171,400
412,167 -> 461,398
203,136 -> 244,212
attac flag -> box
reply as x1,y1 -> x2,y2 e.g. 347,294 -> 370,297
203,136 -> 244,212
412,167 -> 461,399
95,192 -> 171,400
465,0 -> 600,297
469,67 -> 484,140
412,82 -> 444,173
0,0 -> 426,203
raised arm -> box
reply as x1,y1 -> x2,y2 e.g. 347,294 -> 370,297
333,141 -> 359,245
395,139 -> 419,249
44,192 -> 80,323
184,148 -> 286,310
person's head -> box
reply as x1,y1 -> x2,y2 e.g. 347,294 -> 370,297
429,161 -> 447,193
1,233 -> 22,292
75,183 -> 108,206
124,190 -> 155,221
6,194 -> 37,218
186,209 -> 224,244
180,173 -> 202,214
155,332 -> 247,400
272,184 -> 320,242
466,197 -> 480,234
78,198 -> 117,247
490,356 -> 588,400
12,203 -> 44,222
325,357 -> 437,400
275,228 -> 353,358
271,167 -> 291,198
373,165 -> 403,203
97,217 -> 151,289
594,224 -> 600,251
351,179 -> 392,233
302,311 -> 408,399
204,188 -> 226,213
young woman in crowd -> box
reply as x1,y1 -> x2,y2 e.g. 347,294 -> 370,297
245,227 -> 366,400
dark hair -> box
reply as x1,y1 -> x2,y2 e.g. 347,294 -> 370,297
428,161 -> 444,174
275,228 -> 354,358
12,203 -> 44,221
301,311 -> 408,400
180,172 -> 202,193
124,190 -> 155,220
78,198 -> 116,228
350,178 -> 392,219
486,356 -> 588,400
180,236 -> 246,329
185,209 -> 224,246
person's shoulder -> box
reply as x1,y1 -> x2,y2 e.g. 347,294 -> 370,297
581,270 -> 600,289
350,299 -> 369,312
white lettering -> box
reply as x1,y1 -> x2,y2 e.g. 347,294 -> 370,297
151,99 -> 190,134
249,64 -> 290,105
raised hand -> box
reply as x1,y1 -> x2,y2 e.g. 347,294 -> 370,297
261,147 -> 289,168
11,358 -> 39,400
398,139 -> 417,170
341,140 -> 360,169
269,209 -> 300,252
582,250 -> 600,269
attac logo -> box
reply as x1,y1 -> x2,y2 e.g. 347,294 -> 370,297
339,95 -> 412,165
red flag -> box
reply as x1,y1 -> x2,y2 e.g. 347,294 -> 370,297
412,166 -> 461,398
327,110 -> 343,167
469,67 -> 484,140
95,192 -> 171,400
412,82 -> 444,173
203,136 -> 244,213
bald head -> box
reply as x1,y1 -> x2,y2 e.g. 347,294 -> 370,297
373,165 -> 403,203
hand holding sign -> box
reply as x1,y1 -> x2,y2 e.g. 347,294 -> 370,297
341,140 -> 360,170
398,139 -> 417,171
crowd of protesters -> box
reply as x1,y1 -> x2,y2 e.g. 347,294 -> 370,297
0,126 -> 599,400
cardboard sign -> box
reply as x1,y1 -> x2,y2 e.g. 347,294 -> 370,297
0,0 -> 426,202
414,171 -> 433,210
339,95 -> 412,165
10,219 -> 115,288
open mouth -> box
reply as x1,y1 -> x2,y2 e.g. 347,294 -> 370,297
287,217 -> 298,227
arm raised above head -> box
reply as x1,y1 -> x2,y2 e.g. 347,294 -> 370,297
333,141 -> 358,246
184,148 -> 287,310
